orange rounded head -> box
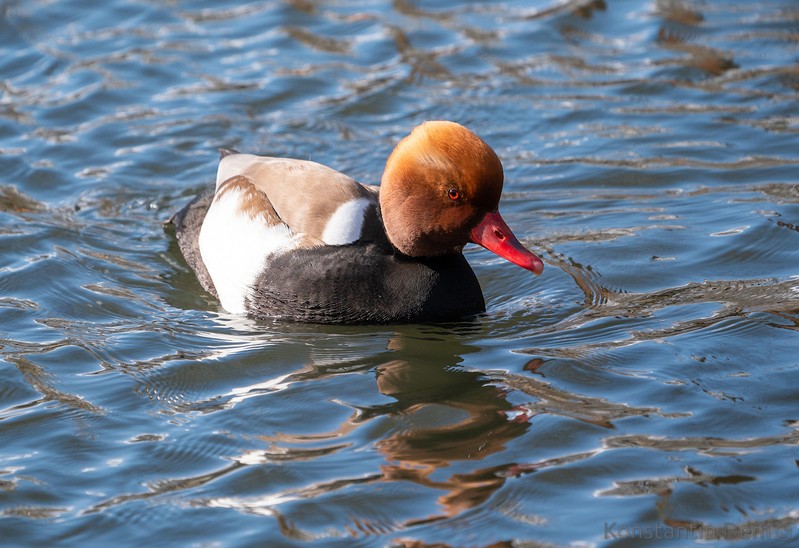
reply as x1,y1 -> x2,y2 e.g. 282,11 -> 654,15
379,121 -> 544,275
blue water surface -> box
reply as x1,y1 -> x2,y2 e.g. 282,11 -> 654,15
1,0 -> 799,546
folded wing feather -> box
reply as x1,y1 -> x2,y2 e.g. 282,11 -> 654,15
216,154 -> 379,245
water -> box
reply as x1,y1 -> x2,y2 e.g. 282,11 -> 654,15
1,0 -> 798,545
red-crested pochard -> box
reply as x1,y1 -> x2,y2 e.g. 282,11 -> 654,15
169,121 -> 543,323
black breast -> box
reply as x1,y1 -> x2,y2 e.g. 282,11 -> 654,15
247,244 -> 486,324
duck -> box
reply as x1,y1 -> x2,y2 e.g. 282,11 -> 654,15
169,121 -> 544,324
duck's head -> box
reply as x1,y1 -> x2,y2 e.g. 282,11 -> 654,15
379,121 -> 544,275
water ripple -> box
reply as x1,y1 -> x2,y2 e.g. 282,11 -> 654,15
2,0 -> 799,545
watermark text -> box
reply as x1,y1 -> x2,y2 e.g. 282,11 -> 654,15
604,522 -> 793,541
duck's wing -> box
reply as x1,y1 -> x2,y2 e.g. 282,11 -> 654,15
195,174 -> 329,314
216,154 -> 383,245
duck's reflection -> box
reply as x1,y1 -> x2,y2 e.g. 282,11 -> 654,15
374,358 -> 527,465
230,327 -> 533,525
371,353 -> 529,523
124,328 -> 531,532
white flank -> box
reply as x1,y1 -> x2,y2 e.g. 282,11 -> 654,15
321,198 -> 371,245
199,187 -> 297,314
216,154 -> 261,189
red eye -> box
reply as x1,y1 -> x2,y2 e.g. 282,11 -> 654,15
447,188 -> 461,201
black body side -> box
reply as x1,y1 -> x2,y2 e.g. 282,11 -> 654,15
249,244 -> 485,324
168,193 -> 486,324
168,190 -> 218,299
